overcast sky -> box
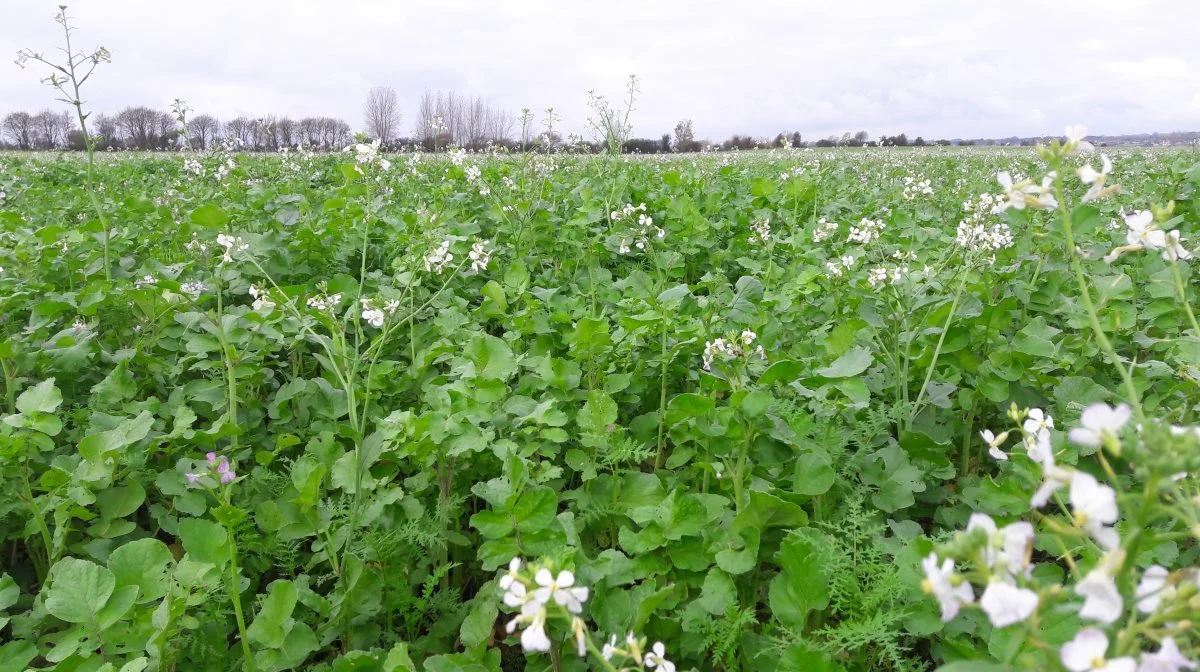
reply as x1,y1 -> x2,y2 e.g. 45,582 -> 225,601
2,0 -> 1198,142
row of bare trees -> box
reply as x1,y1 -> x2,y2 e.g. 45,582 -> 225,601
412,90 -> 515,150
1,106 -> 355,151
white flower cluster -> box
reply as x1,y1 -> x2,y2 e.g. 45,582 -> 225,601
748,218 -> 771,244
425,239 -> 455,274
848,217 -> 886,244
497,558 -> 677,671
996,171 -> 1058,211
360,297 -> 400,328
345,139 -> 391,172
812,216 -> 839,242
703,329 -> 764,371
825,254 -> 855,278
185,233 -> 208,254
248,285 -> 274,312
1105,210 -> 1191,263
469,239 -> 491,272
1078,154 -> 1117,203
867,264 -> 907,288
306,291 -> 343,312
613,205 -> 663,254
499,558 -> 589,653
215,158 -> 236,181
925,403 -> 1200,670
134,274 -> 158,289
180,281 -> 206,298
449,148 -> 468,167
183,157 -> 204,177
902,175 -> 934,200
216,233 -> 248,263
956,195 -> 1014,259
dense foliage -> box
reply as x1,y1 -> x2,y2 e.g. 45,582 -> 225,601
2,142 -> 1200,672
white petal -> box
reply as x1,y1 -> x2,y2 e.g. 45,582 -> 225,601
1062,628 -> 1110,672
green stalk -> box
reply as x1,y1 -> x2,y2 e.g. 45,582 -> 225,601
908,270 -> 969,429
1051,171 -> 1145,422
225,524 -> 256,672
1169,257 -> 1200,336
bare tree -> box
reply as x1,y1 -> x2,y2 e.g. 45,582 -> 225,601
226,117 -> 254,148
673,119 -> 694,152
363,86 -> 401,144
414,89 -> 513,149
32,109 -> 71,148
276,117 -> 295,148
3,111 -> 35,149
188,114 -> 219,149
115,106 -> 162,149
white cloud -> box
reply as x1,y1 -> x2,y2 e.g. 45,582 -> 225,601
2,0 -> 1198,141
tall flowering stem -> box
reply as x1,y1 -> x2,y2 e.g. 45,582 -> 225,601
1049,159 -> 1145,424
17,6 -> 113,279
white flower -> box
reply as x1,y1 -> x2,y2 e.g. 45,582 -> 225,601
1162,230 -> 1192,262
740,329 -> 757,346
965,514 -> 1034,579
502,581 -> 530,608
979,581 -> 1039,628
424,240 -> 454,274
1070,471 -> 1121,550
645,642 -> 676,672
1125,211 -> 1166,250
1069,403 -> 1132,448
980,429 -> 1010,460
248,285 -> 275,311
506,603 -> 551,652
1138,637 -> 1195,672
602,634 -> 618,661
1136,565 -> 1171,614
1079,154 -> 1115,203
500,558 -> 522,591
921,553 -> 973,621
181,281 -> 206,298
1062,629 -> 1135,672
570,617 -> 587,657
533,568 -> 589,614
1031,449 -> 1073,508
362,308 -> 385,328
1025,428 -> 1054,467
1064,125 -> 1095,156
1076,550 -> 1125,623
469,240 -> 492,272
1024,408 -> 1055,435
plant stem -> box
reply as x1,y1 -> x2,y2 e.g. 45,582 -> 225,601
909,269 -> 969,429
225,526 -> 255,672
1051,174 -> 1145,423
1169,257 -> 1200,336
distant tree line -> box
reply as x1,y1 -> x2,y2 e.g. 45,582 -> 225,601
2,94 -> 971,153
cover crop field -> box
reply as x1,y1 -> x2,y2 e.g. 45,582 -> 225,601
2,139 -> 1200,672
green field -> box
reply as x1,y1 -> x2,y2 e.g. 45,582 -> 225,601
2,142 -> 1200,671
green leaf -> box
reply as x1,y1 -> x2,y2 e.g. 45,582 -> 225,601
108,538 -> 173,603
769,530 -> 829,628
191,203 -> 230,228
578,390 -> 618,434
248,580 -> 298,649
740,390 -> 773,418
816,346 -> 873,378
78,411 -> 155,462
513,487 -> 557,533
758,359 -> 803,385
384,643 -> 417,672
697,567 -> 736,615
465,334 -> 517,380
666,393 -> 714,423
16,378 -> 61,415
177,518 -> 229,565
45,557 -> 115,624
460,595 -> 498,648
